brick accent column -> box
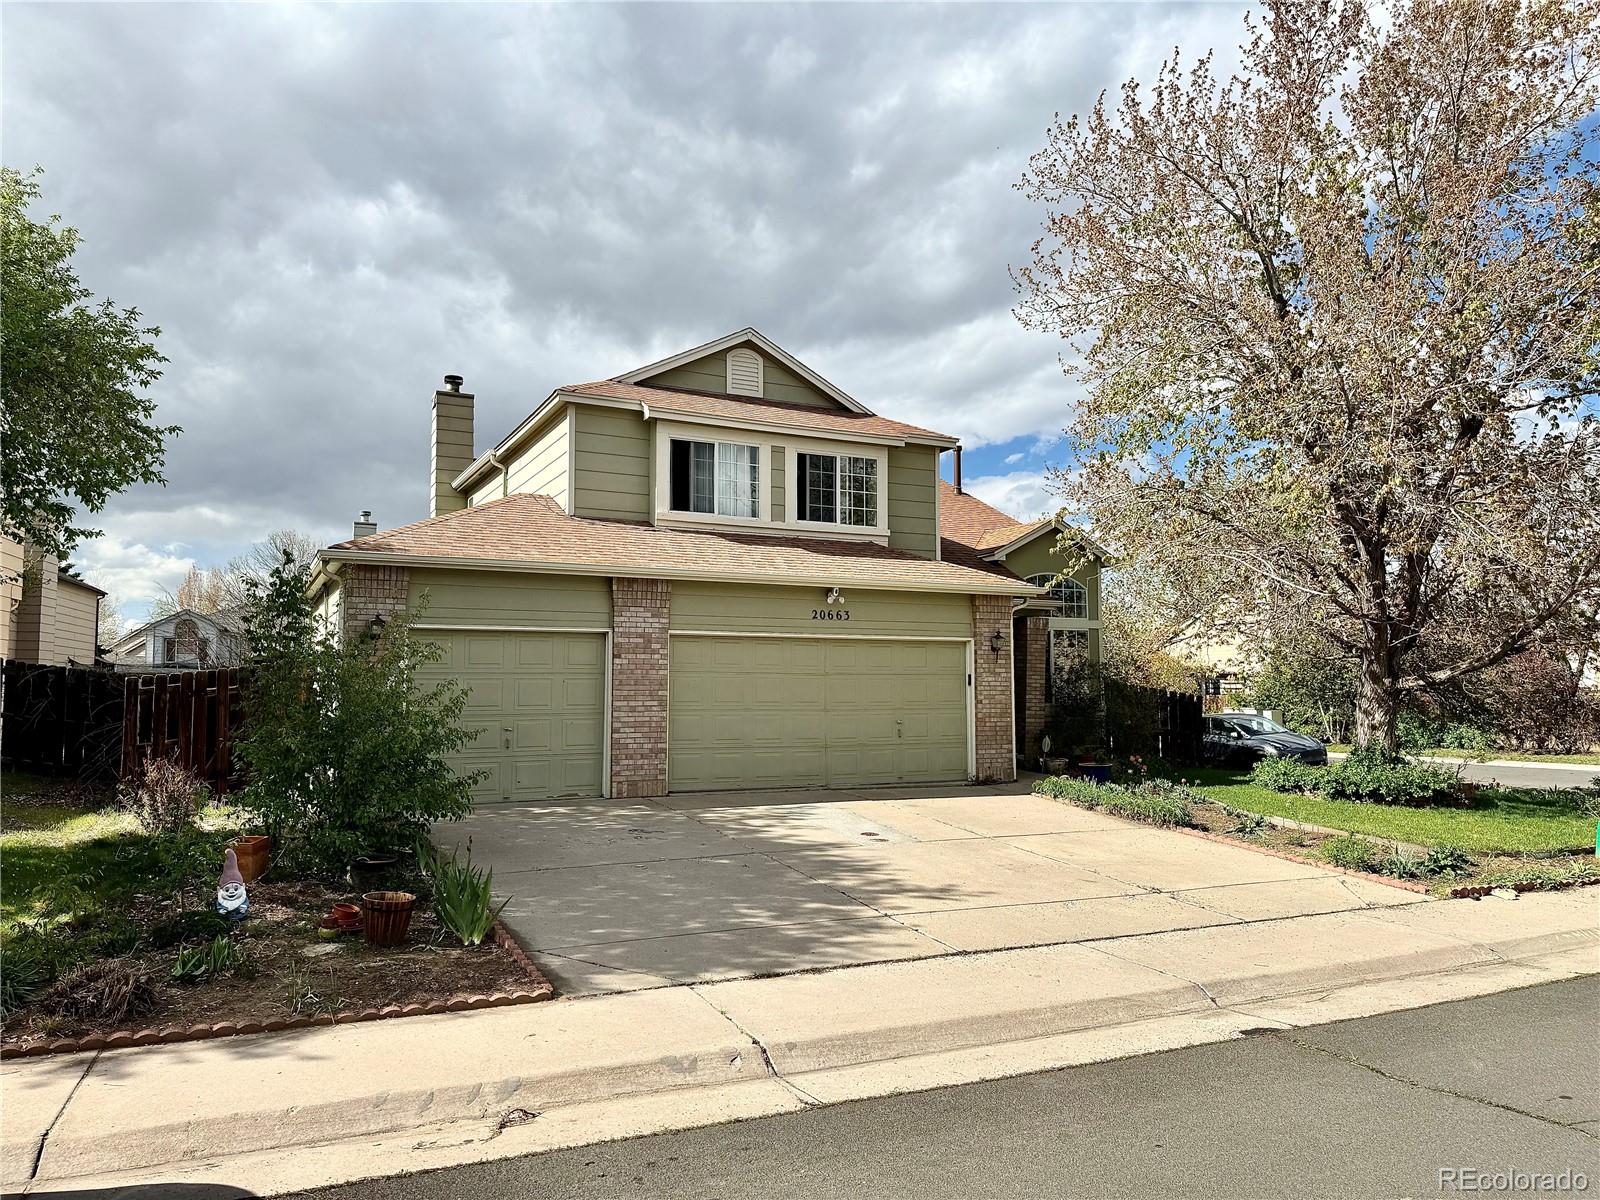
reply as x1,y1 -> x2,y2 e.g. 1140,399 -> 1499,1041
972,594 -> 1016,782
610,577 -> 670,798
1023,616 -> 1050,765
339,564 -> 411,644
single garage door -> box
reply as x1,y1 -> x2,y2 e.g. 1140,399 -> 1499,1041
419,630 -> 606,803
668,636 -> 969,792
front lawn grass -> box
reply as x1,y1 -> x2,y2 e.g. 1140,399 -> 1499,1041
1326,746 -> 1600,766
1176,767 -> 1596,853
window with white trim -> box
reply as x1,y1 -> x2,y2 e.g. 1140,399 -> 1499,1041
669,438 -> 760,518
797,452 -> 878,527
1026,573 -> 1088,618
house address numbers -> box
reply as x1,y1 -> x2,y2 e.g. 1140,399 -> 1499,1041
811,608 -> 851,621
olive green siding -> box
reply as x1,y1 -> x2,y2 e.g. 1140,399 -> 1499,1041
571,407 -> 651,521
886,445 -> 939,560
670,580 -> 970,638
504,411 -> 570,506
1000,535 -> 1101,621
408,568 -> 611,629
669,636 -> 968,791
644,345 -> 838,409
468,474 -> 504,506
771,444 -> 786,521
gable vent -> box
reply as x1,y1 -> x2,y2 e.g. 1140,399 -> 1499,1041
726,347 -> 764,397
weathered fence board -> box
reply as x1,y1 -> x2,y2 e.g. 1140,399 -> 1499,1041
121,667 -> 243,793
1,660 -> 126,781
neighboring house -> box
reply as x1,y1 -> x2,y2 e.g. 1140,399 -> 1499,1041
312,328 -> 1104,802
105,608 -> 245,670
0,534 -> 105,667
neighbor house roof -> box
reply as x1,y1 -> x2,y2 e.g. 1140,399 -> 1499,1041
936,480 -> 1110,563
108,606 -> 245,652
323,493 -> 1032,595
562,380 -> 958,446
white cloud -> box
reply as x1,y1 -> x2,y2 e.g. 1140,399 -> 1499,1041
963,471 -> 1059,522
72,536 -> 195,620
1003,451 -> 1024,465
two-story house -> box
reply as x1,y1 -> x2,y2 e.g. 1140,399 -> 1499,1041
312,329 -> 1102,802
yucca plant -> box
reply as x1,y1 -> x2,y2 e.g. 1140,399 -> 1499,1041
417,840 -> 509,947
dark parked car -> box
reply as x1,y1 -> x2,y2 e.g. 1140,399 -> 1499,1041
1203,713 -> 1328,768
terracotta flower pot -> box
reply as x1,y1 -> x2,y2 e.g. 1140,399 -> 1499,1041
361,891 -> 416,947
231,835 -> 273,884
331,902 -> 362,931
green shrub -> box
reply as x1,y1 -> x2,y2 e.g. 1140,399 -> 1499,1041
148,909 -> 232,949
1034,776 -> 1194,827
0,939 -> 53,1016
236,553 -> 483,875
1250,757 -> 1323,793
1419,846 -> 1472,878
418,841 -> 510,946
1318,749 -> 1459,806
171,935 -> 243,984
1320,834 -> 1384,872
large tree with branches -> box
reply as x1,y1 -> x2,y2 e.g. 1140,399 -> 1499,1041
1017,0 -> 1600,749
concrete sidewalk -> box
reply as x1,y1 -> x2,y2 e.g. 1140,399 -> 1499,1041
6,888 -> 1595,1197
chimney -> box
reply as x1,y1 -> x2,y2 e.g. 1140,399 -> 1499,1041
953,446 -> 963,494
431,373 -> 474,518
352,510 -> 377,539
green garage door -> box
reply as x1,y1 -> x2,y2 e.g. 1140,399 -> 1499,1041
669,636 -> 969,792
419,630 -> 606,803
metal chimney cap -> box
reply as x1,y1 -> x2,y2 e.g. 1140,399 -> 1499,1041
359,510 -> 371,521
443,374 -> 464,392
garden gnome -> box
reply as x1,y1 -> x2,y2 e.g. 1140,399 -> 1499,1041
216,848 -> 249,920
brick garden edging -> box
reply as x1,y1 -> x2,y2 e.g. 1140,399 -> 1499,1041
0,918 -> 554,1061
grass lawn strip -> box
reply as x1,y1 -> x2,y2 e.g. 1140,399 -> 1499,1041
1180,768 -> 1594,854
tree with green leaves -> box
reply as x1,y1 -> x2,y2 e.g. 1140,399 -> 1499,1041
1,167 -> 176,562
235,554 -> 481,874
1017,0 -> 1600,751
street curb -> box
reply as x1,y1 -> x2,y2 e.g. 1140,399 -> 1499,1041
0,918 -> 554,1061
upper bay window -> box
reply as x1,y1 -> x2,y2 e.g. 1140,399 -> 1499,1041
798,451 -> 878,527
669,438 -> 760,519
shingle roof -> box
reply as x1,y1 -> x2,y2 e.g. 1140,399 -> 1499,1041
937,481 -> 1049,551
562,380 -> 957,445
327,493 -> 1027,593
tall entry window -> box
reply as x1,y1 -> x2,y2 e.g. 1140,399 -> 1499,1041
797,452 -> 878,527
670,438 -> 760,518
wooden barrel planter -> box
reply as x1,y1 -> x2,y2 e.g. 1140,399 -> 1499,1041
361,891 -> 416,947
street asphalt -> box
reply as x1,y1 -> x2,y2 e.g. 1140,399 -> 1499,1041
282,975 -> 1599,1200
1453,761 -> 1600,790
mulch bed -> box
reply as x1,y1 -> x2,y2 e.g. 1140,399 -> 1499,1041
2,878 -> 551,1058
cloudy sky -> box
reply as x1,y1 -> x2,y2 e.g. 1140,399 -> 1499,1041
5,1 -> 1247,622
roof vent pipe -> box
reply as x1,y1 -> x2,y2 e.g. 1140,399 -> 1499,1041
353,510 -> 378,539
954,446 -> 963,494
443,374 -> 464,393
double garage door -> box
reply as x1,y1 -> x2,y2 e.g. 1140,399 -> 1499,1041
668,636 -> 970,792
422,630 -> 971,800
419,630 -> 606,804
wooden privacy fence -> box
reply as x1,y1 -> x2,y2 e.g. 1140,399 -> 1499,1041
1151,687 -> 1203,764
121,668 -> 244,793
1,660 -> 126,781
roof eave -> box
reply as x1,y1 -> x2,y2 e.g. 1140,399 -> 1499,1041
319,547 -> 1035,596
980,518 -> 1111,564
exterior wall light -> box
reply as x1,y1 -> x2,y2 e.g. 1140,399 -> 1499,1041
368,612 -> 388,640
825,587 -> 844,605
990,630 -> 1006,657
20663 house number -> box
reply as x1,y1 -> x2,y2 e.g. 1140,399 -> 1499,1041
811,607 -> 851,621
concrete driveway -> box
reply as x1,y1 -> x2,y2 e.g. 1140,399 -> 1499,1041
440,777 -> 1428,995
